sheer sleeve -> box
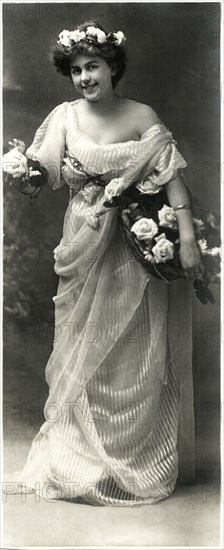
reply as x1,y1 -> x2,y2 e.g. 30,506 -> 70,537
118,124 -> 188,195
145,138 -> 187,186
25,102 -> 68,190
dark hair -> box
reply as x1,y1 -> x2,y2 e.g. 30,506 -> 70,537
49,20 -> 127,89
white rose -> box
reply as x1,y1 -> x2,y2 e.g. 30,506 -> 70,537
2,149 -> 28,177
58,30 -> 72,47
131,218 -> 158,241
158,205 -> 178,229
104,178 -> 125,201
136,178 -> 162,195
113,31 -> 126,46
86,26 -> 98,37
95,29 -> 107,43
152,234 -> 174,263
70,30 -> 85,43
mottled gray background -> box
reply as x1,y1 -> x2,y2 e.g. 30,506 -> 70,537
3,2 -> 220,485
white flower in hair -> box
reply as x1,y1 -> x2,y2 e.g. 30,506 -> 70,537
86,26 -> 98,36
86,26 -> 107,43
113,31 -> 126,46
70,29 -> 85,42
58,26 -> 126,48
96,29 -> 107,43
58,30 -> 72,47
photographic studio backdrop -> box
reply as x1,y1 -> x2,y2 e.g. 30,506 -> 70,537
3,3 -> 220,482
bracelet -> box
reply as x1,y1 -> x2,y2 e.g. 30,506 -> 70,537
173,204 -> 191,211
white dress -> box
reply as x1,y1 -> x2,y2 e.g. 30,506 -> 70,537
5,100 -> 195,506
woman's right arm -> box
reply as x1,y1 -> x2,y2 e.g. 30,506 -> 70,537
3,102 -> 68,195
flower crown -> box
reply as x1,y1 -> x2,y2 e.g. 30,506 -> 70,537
57,26 -> 126,49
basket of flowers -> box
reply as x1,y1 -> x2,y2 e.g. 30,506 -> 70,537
102,182 -> 221,305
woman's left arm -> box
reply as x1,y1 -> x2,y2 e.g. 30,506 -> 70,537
165,173 -> 204,280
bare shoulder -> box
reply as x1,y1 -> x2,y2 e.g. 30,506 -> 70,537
122,98 -> 161,136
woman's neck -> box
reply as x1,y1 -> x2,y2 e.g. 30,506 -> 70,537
84,91 -> 121,116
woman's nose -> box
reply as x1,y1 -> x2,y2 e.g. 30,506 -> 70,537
81,70 -> 90,83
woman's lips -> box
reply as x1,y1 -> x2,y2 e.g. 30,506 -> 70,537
83,84 -> 97,92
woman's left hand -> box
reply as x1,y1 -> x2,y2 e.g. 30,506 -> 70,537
179,238 -> 204,280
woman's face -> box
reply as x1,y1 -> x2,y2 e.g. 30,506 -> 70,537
70,54 -> 115,101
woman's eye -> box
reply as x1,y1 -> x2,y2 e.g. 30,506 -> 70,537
71,65 -> 97,75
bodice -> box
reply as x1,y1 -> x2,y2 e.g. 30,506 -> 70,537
25,100 -> 187,193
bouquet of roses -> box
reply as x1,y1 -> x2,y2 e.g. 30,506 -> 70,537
2,139 -> 48,204
100,178 -> 220,305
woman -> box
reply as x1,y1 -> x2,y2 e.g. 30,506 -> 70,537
4,20 -> 203,506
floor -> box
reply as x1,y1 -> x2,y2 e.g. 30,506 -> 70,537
2,478 -> 221,547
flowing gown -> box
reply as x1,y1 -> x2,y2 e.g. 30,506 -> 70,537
5,100 -> 195,506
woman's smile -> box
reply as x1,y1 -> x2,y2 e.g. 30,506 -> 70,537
81,83 -> 100,101
82,83 -> 98,92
